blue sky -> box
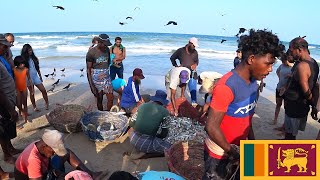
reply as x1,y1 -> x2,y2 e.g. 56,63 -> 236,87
2,0 -> 319,44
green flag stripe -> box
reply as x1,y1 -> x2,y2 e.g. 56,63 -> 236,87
244,144 -> 254,176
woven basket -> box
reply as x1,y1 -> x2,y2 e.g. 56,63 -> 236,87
165,141 -> 204,180
46,104 -> 86,133
80,111 -> 129,142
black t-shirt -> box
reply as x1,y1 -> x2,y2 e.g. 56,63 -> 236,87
170,46 -> 199,69
86,46 -> 110,69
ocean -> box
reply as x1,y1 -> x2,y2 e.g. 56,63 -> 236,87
10,32 -> 320,93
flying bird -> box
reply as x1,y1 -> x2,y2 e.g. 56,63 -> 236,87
119,22 -> 128,25
221,39 -> 227,44
80,68 -> 84,72
235,28 -> 247,37
53,6 -> 65,10
52,79 -> 60,86
299,35 -> 307,39
47,85 -> 55,92
80,74 -> 84,77
220,13 -> 227,16
60,68 -> 65,72
222,28 -> 226,31
134,7 -> 140,11
44,74 -> 50,78
165,21 -> 177,26
63,83 -> 72,91
126,17 -> 134,21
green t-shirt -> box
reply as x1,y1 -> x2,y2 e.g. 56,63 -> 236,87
134,102 -> 169,136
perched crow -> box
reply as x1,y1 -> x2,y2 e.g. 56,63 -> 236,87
53,6 -> 65,10
80,68 -> 84,72
63,83 -> 72,91
50,72 -> 55,78
126,17 -> 134,20
52,79 -> 60,86
221,39 -> 227,44
44,74 -> 50,78
47,85 -> 55,92
119,22 -> 128,25
60,68 -> 65,72
165,21 -> 177,26
80,74 -> 84,77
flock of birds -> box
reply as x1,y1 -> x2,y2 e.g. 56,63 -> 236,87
44,68 -> 85,93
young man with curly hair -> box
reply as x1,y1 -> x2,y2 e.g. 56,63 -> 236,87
203,29 -> 285,180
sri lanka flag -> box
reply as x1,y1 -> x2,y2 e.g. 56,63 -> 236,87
240,140 -> 318,180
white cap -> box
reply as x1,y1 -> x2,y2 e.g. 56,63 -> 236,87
42,129 -> 67,156
189,37 -> 199,48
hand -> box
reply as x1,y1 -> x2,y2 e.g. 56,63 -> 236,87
191,64 -> 197,70
311,107 -> 318,120
227,144 -> 240,161
9,109 -> 18,122
174,109 -> 178,117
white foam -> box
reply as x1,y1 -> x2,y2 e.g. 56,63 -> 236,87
56,45 -> 89,52
17,35 -> 61,39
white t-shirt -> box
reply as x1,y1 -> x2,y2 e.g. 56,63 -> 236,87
165,67 -> 191,90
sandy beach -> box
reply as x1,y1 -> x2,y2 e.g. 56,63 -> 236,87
1,76 -> 320,178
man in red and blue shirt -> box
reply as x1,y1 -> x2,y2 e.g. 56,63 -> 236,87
203,29 -> 285,180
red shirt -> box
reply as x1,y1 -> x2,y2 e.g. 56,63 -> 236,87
15,141 -> 49,179
205,71 -> 258,159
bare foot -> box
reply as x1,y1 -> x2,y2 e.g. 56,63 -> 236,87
4,156 -> 16,164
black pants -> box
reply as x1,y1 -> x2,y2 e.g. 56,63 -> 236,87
0,106 -> 16,139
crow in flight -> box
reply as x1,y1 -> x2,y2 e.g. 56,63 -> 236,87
126,17 -> 134,21
53,6 -> 65,10
52,79 -> 61,86
119,22 -> 128,25
165,21 -> 177,26
221,39 -> 227,44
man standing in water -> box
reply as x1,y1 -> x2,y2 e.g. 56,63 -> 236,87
110,37 -> 126,80
86,34 -> 114,111
203,29 -> 284,179
170,37 -> 199,106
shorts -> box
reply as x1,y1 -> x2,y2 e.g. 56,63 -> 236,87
92,69 -> 113,94
276,89 -> 283,98
284,114 -> 307,136
129,131 -> 171,154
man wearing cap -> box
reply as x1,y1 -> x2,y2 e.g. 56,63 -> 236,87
165,67 -> 191,116
15,129 -> 99,180
129,90 -> 171,156
170,37 -> 199,106
0,34 -> 14,78
0,35 -> 20,165
120,68 -> 145,115
86,33 -> 114,111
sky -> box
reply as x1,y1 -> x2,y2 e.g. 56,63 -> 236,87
2,0 -> 319,44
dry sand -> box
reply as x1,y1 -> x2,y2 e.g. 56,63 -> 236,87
1,79 -> 320,179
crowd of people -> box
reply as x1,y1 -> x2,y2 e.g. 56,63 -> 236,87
1,29 -> 320,180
